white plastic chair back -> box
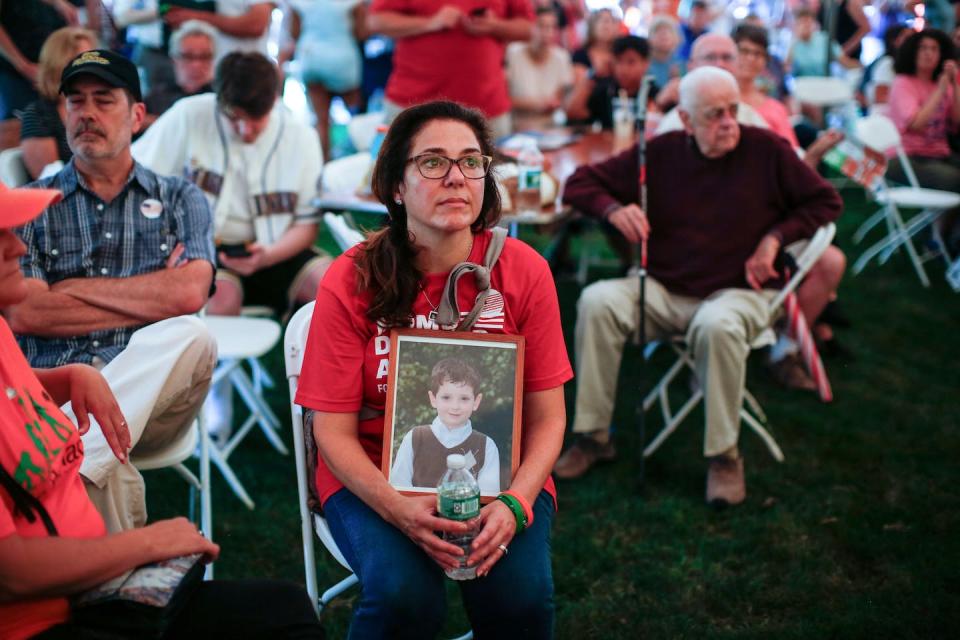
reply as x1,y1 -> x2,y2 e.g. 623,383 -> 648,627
854,114 -> 921,189
320,152 -> 373,193
0,148 -> 29,187
347,111 -> 385,152
792,76 -> 854,107
285,301 -> 353,609
323,212 -> 365,252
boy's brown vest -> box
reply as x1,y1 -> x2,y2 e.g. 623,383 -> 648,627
409,425 -> 487,488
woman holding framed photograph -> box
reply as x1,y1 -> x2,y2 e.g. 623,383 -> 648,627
296,101 -> 572,639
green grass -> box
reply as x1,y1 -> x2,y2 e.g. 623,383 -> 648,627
145,188 -> 960,638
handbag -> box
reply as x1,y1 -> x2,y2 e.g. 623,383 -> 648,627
0,465 -> 203,639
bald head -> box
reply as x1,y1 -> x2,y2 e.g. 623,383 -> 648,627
689,33 -> 738,74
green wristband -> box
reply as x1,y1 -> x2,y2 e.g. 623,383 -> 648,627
496,494 -> 528,534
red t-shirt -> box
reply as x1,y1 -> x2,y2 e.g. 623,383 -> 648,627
0,318 -> 107,640
370,0 -> 533,118
295,230 -> 573,506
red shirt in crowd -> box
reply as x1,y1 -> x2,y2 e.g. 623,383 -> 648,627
0,318 -> 107,640
370,0 -> 534,119
295,230 -> 573,506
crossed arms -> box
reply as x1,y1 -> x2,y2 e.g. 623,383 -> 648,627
7,252 -> 213,338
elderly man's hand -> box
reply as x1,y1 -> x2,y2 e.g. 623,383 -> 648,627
744,234 -> 781,290
607,204 -> 650,244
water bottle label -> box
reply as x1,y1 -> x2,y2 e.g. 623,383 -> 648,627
439,495 -> 479,520
518,168 -> 541,191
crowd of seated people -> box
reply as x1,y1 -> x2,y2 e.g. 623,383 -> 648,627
2,2 -> 956,636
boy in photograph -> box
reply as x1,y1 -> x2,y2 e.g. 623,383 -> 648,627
390,358 -> 501,492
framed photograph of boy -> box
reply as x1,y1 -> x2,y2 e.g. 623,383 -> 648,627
381,329 -> 524,501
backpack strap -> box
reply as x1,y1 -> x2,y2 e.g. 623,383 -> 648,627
0,465 -> 59,536
436,227 -> 508,331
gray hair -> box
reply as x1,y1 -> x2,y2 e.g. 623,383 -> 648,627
649,14 -> 680,38
169,19 -> 217,58
678,66 -> 738,112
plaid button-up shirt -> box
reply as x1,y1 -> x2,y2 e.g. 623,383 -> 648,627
16,159 -> 215,368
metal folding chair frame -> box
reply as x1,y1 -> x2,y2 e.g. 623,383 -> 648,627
640,223 -> 837,462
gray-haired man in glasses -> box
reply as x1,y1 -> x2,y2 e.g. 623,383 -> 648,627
654,33 -> 769,132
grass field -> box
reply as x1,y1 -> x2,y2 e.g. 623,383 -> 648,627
145,186 -> 960,638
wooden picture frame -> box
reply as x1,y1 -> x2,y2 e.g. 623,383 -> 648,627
381,329 -> 524,502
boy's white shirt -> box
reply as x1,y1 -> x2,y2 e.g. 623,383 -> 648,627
132,93 -> 323,245
390,417 -> 501,494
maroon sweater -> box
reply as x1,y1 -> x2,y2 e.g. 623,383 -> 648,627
562,126 -> 843,298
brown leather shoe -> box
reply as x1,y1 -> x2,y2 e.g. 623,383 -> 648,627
706,456 -> 746,507
768,354 -> 817,392
553,437 -> 617,479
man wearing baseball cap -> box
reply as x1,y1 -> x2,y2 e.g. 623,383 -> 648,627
7,49 -> 219,533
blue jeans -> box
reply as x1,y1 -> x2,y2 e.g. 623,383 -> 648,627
324,488 -> 556,640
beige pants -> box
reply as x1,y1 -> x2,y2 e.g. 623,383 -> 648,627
573,276 -> 775,457
383,98 -> 513,141
61,316 -> 217,532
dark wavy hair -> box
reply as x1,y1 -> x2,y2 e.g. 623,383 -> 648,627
895,29 -> 955,79
214,52 -> 278,118
357,101 -> 502,326
731,23 -> 769,54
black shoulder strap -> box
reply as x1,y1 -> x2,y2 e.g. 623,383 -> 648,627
0,465 -> 59,536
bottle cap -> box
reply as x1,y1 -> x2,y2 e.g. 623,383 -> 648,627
446,454 -> 466,469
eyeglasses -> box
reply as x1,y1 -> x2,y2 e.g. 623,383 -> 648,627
697,52 -> 736,64
407,153 -> 492,180
177,52 -> 214,62
701,104 -> 739,123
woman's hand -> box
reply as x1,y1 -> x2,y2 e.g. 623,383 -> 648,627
467,500 -> 516,577
387,495 -> 472,571
941,60 -> 958,89
142,517 -> 220,564
69,365 -> 131,463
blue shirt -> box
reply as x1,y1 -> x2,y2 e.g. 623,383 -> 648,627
16,159 -> 215,368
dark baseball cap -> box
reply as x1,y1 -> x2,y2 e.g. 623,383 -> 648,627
60,49 -> 142,102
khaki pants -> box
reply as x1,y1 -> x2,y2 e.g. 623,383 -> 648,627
61,316 -> 217,532
573,276 -> 775,457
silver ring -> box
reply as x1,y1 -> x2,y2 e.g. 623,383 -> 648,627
497,544 -> 509,555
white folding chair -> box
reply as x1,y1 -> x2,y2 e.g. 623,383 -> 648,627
202,315 -> 287,509
320,152 -> 373,195
0,147 -> 29,187
322,212 -> 365,252
850,114 -> 960,287
130,417 -> 214,577
346,111 -> 385,152
642,223 -> 837,462
284,303 -> 473,639
284,301 -> 358,615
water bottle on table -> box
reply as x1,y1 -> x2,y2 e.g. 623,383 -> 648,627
515,136 -> 544,218
437,453 -> 481,580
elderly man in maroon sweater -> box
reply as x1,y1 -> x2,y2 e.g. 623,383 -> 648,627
554,67 -> 842,506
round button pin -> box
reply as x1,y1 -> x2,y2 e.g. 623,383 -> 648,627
141,199 -> 163,219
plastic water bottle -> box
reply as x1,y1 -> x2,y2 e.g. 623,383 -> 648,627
515,136 -> 543,217
437,454 -> 480,580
